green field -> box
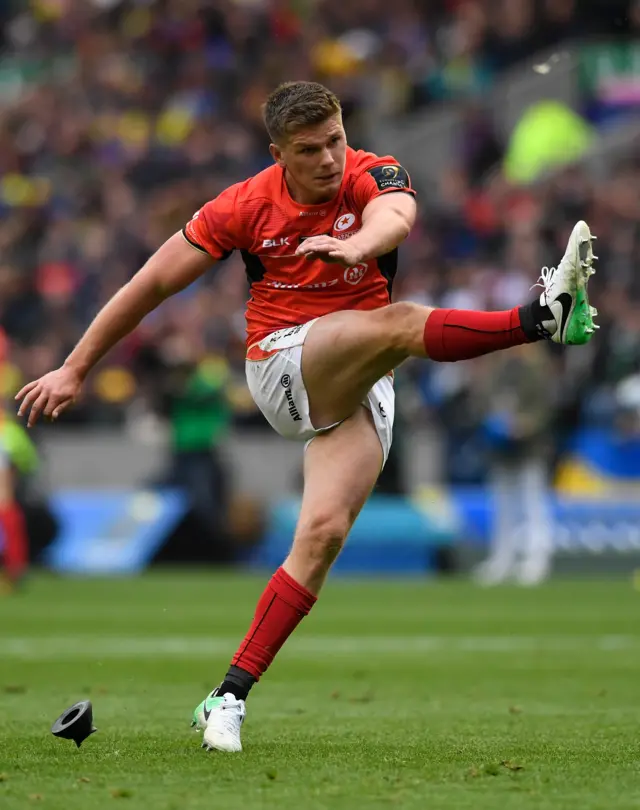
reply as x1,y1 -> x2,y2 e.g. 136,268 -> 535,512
1,573 -> 640,810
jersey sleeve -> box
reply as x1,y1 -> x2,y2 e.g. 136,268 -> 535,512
182,184 -> 240,260
351,159 -> 416,212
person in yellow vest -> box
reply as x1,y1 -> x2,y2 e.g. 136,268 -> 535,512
0,328 -> 37,593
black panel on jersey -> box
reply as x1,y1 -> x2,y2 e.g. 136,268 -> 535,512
240,250 -> 267,285
367,164 -> 411,192
299,233 -> 330,243
378,248 -> 398,298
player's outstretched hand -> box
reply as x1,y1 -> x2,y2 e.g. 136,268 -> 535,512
295,235 -> 363,267
15,366 -> 84,428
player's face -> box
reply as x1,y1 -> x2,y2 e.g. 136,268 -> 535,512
272,116 -> 347,204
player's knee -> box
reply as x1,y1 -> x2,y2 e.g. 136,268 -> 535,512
380,302 -> 433,352
296,511 -> 350,567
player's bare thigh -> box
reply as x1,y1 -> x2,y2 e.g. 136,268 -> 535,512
301,302 -> 433,428
283,405 -> 383,594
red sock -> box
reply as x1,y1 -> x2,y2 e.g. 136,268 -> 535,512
231,567 -> 317,681
423,306 -> 530,362
0,502 -> 29,580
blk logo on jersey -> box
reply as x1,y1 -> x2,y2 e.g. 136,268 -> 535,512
262,237 -> 290,248
344,263 -> 368,285
334,213 -> 356,232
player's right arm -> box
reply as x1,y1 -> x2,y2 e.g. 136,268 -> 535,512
15,233 -> 212,427
15,186 -> 240,428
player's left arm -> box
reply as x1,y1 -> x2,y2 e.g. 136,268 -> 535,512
345,192 -> 416,264
295,161 -> 416,266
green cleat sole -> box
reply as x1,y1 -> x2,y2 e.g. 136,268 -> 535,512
565,236 -> 598,345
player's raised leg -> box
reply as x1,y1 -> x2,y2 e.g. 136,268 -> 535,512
303,220 -> 598,428
195,406 -> 383,752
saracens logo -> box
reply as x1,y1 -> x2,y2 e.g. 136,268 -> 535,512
334,213 -> 356,232
344,263 -> 368,285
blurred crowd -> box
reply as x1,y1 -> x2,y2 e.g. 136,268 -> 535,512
0,0 -> 640,462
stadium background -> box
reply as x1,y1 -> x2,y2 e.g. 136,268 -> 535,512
2,4 -> 640,809
1,0 -> 640,577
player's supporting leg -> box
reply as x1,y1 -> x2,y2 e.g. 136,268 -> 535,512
303,221 -> 597,428
196,407 -> 383,752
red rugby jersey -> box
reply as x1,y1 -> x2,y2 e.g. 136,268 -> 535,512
182,146 -> 415,347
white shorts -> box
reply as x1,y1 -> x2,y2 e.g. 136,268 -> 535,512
245,319 -> 395,465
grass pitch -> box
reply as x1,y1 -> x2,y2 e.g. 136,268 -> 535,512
1,572 -> 640,810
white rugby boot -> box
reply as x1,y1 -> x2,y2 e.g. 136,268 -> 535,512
531,220 -> 598,345
192,690 -> 246,753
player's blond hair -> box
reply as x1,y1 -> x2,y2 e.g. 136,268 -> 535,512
263,82 -> 342,144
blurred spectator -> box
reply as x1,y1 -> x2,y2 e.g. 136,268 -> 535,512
136,335 -> 234,562
473,343 -> 557,586
0,406 -> 38,591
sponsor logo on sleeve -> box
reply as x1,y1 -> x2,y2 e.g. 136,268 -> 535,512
367,164 -> 410,192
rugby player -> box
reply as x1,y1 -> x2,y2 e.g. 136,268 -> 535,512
15,81 -> 598,752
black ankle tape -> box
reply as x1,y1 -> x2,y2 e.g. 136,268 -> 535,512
218,665 -> 256,701
519,301 -> 553,342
